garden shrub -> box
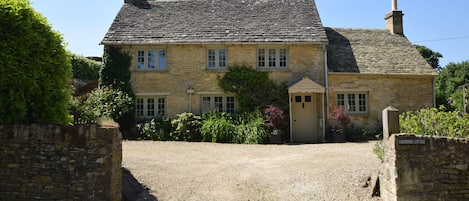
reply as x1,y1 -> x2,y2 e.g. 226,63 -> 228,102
170,113 -> 202,141
233,111 -> 269,144
0,0 -> 72,124
400,106 -> 469,138
328,107 -> 351,141
71,86 -> 133,124
136,117 -> 171,141
200,113 -> 235,143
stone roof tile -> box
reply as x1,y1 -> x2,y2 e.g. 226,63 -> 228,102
326,27 -> 436,75
102,0 -> 328,45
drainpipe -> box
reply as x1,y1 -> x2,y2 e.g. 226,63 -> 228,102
323,45 -> 329,142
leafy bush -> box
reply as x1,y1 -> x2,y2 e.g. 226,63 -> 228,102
200,112 -> 268,144
0,0 -> 72,124
264,105 -> 285,129
71,53 -> 102,80
170,113 -> 202,141
136,117 -> 171,141
400,106 -> 469,138
234,111 -> 269,144
71,86 -> 133,124
200,113 -> 235,143
373,141 -> 384,162
328,107 -> 351,141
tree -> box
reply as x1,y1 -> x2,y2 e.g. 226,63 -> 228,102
435,61 -> 469,111
414,45 -> 443,72
0,0 -> 72,124
71,53 -> 102,80
100,46 -> 135,130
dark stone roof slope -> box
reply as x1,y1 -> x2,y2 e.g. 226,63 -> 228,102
326,28 -> 436,75
102,0 -> 328,45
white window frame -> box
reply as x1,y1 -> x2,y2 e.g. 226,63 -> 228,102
136,96 -> 166,119
336,93 -> 368,114
257,47 -> 288,69
201,95 -> 235,113
207,48 -> 227,69
136,49 -> 167,71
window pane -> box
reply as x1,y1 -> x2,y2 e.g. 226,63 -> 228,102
295,96 -> 301,103
337,94 -> 345,106
268,49 -> 276,67
147,98 -> 155,117
305,96 -> 312,102
202,97 -> 211,112
208,49 -> 216,68
158,50 -> 166,70
226,96 -> 235,113
214,96 -> 223,112
136,98 -> 144,117
137,51 -> 145,69
348,94 -> 356,112
359,94 -> 367,112
218,49 -> 226,68
158,97 -> 165,116
148,50 -> 156,69
279,48 -> 287,67
258,49 -> 265,67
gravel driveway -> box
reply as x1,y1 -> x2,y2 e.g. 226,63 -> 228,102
122,141 -> 382,201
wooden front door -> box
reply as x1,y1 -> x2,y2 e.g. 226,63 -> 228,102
291,93 -> 318,142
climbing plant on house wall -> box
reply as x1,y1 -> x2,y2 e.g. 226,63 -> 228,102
218,65 -> 289,112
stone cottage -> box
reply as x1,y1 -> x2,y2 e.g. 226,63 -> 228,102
101,0 -> 436,142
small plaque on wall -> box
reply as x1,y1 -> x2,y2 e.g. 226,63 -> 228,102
398,139 -> 426,145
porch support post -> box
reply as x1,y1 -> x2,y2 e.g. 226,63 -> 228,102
289,93 -> 293,143
321,93 -> 326,142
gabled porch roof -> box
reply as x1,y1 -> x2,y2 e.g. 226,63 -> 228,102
288,77 -> 325,94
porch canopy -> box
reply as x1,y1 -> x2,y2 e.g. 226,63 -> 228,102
288,77 -> 325,94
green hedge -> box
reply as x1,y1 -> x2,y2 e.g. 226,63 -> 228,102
400,107 -> 469,138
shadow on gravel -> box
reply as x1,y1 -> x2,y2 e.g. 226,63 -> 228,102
122,167 -> 158,201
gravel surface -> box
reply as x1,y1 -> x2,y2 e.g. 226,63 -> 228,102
122,141 -> 382,201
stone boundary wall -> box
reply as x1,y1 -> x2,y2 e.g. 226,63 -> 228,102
0,124 -> 122,201
382,134 -> 469,201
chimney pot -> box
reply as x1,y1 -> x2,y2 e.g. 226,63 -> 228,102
385,0 -> 404,35
392,0 -> 398,11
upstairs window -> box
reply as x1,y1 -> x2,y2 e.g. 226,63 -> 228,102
336,93 -> 368,114
207,48 -> 227,69
257,48 -> 288,69
136,49 -> 166,71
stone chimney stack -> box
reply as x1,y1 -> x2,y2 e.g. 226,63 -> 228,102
385,0 -> 404,35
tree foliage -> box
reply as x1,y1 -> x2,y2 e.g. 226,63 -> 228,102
71,53 -> 102,80
435,61 -> 469,111
71,86 -> 133,124
100,46 -> 135,129
414,45 -> 443,72
0,0 -> 72,124
101,46 -> 133,94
